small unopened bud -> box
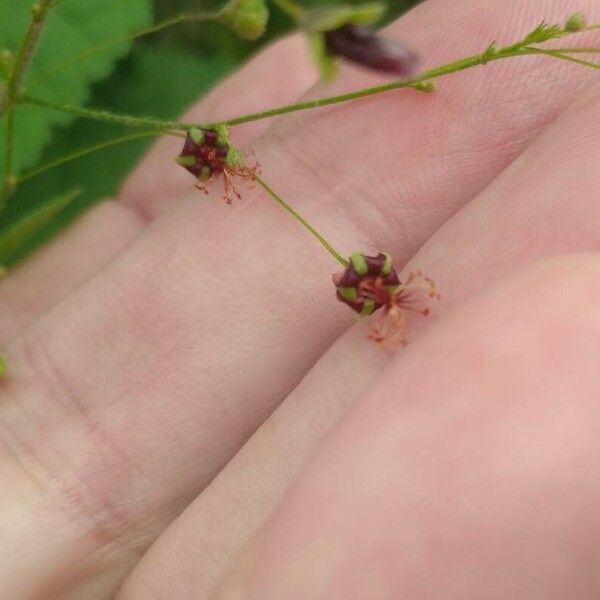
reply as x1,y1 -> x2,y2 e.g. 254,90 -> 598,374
31,3 -> 44,20
412,80 -> 436,93
220,0 -> 269,41
324,24 -> 419,76
565,13 -> 587,32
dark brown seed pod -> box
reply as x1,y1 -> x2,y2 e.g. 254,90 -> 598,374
324,24 -> 419,76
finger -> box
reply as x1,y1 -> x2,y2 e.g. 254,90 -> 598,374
119,34 -> 317,217
0,201 -> 143,344
0,34 -> 315,345
214,254 -> 600,599
2,0 -> 599,596
118,78 -> 600,599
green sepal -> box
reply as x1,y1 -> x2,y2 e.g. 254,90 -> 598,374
361,298 -> 377,316
350,252 -> 369,275
381,252 -> 393,276
301,3 -> 386,33
226,147 -> 244,168
301,2 -> 385,81
219,0 -> 269,41
338,286 -> 358,302
0,355 -> 6,379
215,124 -> 231,148
308,32 -> 338,81
190,127 -> 205,145
175,155 -> 197,167
199,166 -> 212,182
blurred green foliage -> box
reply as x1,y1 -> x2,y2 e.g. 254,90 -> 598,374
0,0 -> 418,265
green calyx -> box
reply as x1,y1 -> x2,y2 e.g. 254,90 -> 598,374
0,354 -> 6,379
226,147 -> 244,168
361,298 -> 377,316
190,127 -> 205,145
301,2 -> 385,33
381,252 -> 393,276
308,32 -> 338,82
215,124 -> 231,148
350,252 -> 369,275
302,2 -> 386,81
338,286 -> 358,302
199,165 -> 212,182
175,155 -> 197,167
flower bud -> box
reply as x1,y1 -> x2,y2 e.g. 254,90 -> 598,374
220,0 -> 269,41
324,24 -> 419,76
565,13 -> 587,32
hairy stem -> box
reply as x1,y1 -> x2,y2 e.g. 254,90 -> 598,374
0,0 -> 54,214
20,27 -> 600,133
20,94 -> 196,131
255,176 -> 348,267
5,0 -> 53,110
219,46 -> 598,126
0,110 -> 16,211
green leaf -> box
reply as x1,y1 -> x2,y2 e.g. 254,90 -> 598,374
0,0 -> 152,184
0,187 -> 81,265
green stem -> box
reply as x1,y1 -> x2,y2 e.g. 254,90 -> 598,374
17,130 -> 182,185
20,93 -> 195,131
28,13 -> 214,88
272,0 -> 303,20
544,47 -> 600,53
4,0 -> 53,110
215,49 -> 517,126
0,110 -> 16,211
0,0 -> 54,214
526,47 -> 599,69
17,26 -> 600,134
255,176 -> 348,267
3,111 -> 14,182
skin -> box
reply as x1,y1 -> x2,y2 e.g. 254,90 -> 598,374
0,0 -> 599,597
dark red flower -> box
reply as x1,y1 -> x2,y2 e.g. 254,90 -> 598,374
333,252 -> 438,345
176,126 -> 259,203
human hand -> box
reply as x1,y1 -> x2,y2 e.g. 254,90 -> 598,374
1,0 -> 599,598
